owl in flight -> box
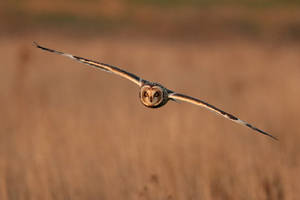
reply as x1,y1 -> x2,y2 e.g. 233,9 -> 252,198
34,42 -> 277,140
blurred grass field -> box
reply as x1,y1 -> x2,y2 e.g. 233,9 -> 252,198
1,1 -> 300,200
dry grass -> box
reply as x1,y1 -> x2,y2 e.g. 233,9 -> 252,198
1,33 -> 300,200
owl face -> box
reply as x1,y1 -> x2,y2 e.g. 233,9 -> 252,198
140,85 -> 164,108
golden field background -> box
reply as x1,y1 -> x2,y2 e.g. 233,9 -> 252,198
1,1 -> 300,199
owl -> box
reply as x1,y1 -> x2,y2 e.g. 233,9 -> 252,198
34,42 -> 277,140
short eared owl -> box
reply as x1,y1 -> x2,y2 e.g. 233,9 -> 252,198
34,42 -> 277,140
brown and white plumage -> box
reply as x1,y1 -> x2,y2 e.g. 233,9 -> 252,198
33,42 -> 142,86
34,42 -> 277,140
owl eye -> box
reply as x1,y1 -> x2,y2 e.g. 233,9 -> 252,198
143,92 -> 148,97
154,92 -> 160,97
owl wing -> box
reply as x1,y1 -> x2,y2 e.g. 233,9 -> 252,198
34,42 -> 143,87
168,92 -> 277,140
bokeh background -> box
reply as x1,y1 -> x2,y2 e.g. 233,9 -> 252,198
1,0 -> 300,199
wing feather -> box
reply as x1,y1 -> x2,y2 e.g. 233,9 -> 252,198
34,42 -> 142,86
169,93 -> 277,140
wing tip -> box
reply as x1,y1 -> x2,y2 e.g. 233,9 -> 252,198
264,132 -> 279,141
246,123 -> 278,141
262,131 -> 278,141
32,41 -> 48,51
33,41 -> 40,48
33,42 -> 64,55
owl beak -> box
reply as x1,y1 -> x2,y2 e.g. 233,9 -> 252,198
149,96 -> 153,102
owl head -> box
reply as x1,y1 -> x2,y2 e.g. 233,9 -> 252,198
139,84 -> 164,108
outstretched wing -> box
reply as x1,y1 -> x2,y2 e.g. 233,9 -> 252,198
168,93 -> 277,140
34,42 -> 143,87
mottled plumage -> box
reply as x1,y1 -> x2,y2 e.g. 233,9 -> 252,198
34,42 -> 277,140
